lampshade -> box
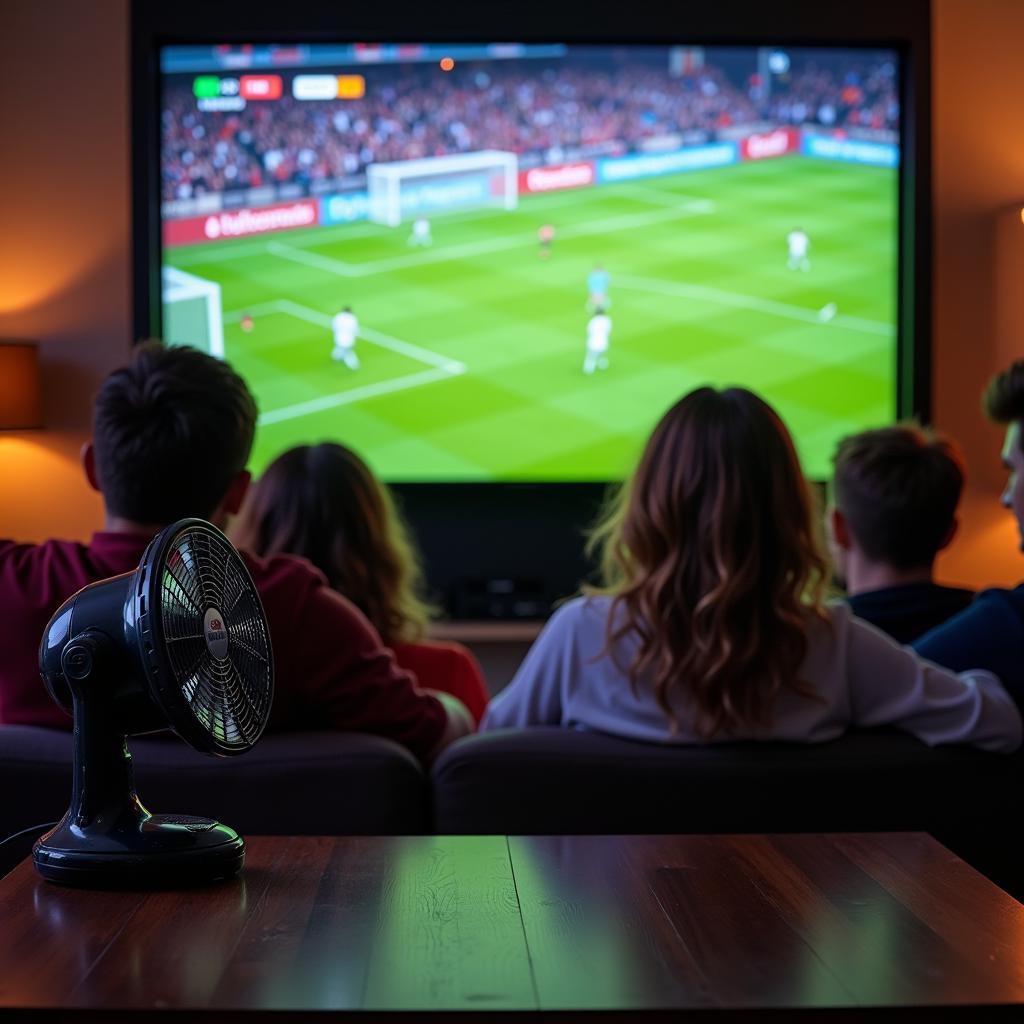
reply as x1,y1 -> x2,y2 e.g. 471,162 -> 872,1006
0,342 -> 43,430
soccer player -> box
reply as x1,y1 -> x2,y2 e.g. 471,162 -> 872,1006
331,306 -> 360,369
587,264 -> 611,311
787,227 -> 811,271
583,307 -> 612,375
538,223 -> 555,259
408,217 -> 432,247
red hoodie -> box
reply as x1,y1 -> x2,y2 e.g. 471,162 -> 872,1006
0,532 -> 447,761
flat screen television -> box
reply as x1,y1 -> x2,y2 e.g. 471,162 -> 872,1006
132,0 -> 931,620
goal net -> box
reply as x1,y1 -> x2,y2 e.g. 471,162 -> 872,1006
367,150 -> 519,227
162,265 -> 225,358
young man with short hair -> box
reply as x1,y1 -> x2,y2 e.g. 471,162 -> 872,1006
913,360 -> 1024,700
828,425 -> 973,643
0,341 -> 471,762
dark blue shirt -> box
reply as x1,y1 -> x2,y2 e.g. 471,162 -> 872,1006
847,582 -> 974,645
914,585 -> 1024,700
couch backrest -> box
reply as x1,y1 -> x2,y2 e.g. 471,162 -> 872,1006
5,725 -> 1020,891
0,726 -> 428,845
431,728 -> 1021,836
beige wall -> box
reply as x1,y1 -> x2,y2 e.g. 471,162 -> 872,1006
1,0 -> 1023,587
931,0 -> 1024,586
0,0 -> 129,541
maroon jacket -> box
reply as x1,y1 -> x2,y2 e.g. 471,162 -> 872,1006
0,532 -> 447,761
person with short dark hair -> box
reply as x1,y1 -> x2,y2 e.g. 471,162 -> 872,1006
0,341 -> 472,762
828,425 -> 974,643
914,360 -> 1024,702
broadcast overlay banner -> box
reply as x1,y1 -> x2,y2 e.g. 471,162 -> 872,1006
162,130 -> 895,246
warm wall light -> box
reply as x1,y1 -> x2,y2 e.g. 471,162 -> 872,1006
0,341 -> 43,429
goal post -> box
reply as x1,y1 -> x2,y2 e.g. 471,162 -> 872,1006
367,150 -> 519,227
162,266 -> 225,358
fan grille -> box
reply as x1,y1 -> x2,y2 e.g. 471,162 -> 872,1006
157,525 -> 272,751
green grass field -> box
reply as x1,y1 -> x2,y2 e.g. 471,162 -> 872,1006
165,155 -> 897,482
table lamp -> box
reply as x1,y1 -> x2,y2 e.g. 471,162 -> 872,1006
0,341 -> 43,430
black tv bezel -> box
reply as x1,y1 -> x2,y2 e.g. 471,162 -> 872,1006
132,0 -> 931,617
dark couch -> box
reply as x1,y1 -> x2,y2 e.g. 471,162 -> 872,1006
431,728 -> 1024,894
3,725 -> 1020,895
0,725 -> 427,876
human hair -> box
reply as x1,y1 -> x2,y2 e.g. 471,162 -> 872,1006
92,340 -> 257,523
831,425 -> 965,570
233,443 -> 432,645
585,386 -> 829,738
984,360 -> 1024,441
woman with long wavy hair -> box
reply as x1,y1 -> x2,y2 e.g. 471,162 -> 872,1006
481,387 -> 1020,750
233,443 -> 489,724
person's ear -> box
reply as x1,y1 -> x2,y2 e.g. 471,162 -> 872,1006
81,441 -> 101,493
829,506 -> 853,550
937,517 -> 959,552
221,470 -> 252,517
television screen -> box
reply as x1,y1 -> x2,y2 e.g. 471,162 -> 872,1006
159,42 -> 900,482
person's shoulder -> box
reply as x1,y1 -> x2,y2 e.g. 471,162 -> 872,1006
394,638 -> 472,664
802,600 -> 856,651
240,549 -> 378,634
0,537 -> 88,573
0,538 -> 39,565
393,639 -> 483,679
240,548 -> 334,602
810,599 -> 848,632
547,594 -> 614,635
973,585 -> 1024,617
975,584 -> 1024,604
933,583 -> 976,612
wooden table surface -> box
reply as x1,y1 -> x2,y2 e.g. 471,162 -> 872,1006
2,833 -> 1024,1021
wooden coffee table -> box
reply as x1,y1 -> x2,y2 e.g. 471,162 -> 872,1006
1,833 -> 1023,1020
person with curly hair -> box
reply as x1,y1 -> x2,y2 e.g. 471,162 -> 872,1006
481,386 -> 1019,751
234,443 -> 489,724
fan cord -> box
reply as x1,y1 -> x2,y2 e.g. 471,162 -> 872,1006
0,822 -> 58,850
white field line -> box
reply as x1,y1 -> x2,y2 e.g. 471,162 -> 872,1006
174,235 -> 339,266
263,200 -> 714,279
167,183 -> 692,266
614,273 -> 895,337
258,365 -> 464,426
266,241 -> 360,276
223,301 -> 288,322
612,182 -> 715,210
273,299 -> 466,372
173,219 -> 423,266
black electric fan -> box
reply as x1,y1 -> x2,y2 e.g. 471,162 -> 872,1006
34,518 -> 273,887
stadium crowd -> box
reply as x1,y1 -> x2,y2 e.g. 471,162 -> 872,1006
162,56 -> 898,201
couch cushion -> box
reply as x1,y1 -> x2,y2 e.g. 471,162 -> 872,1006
0,725 -> 428,855
432,727 -> 1021,835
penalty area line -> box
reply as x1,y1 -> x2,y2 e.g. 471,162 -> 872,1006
258,365 -> 466,426
222,299 -> 466,373
615,274 -> 894,337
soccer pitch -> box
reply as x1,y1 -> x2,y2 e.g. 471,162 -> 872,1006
165,155 -> 897,482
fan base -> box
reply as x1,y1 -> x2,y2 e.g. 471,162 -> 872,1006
33,814 -> 245,888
